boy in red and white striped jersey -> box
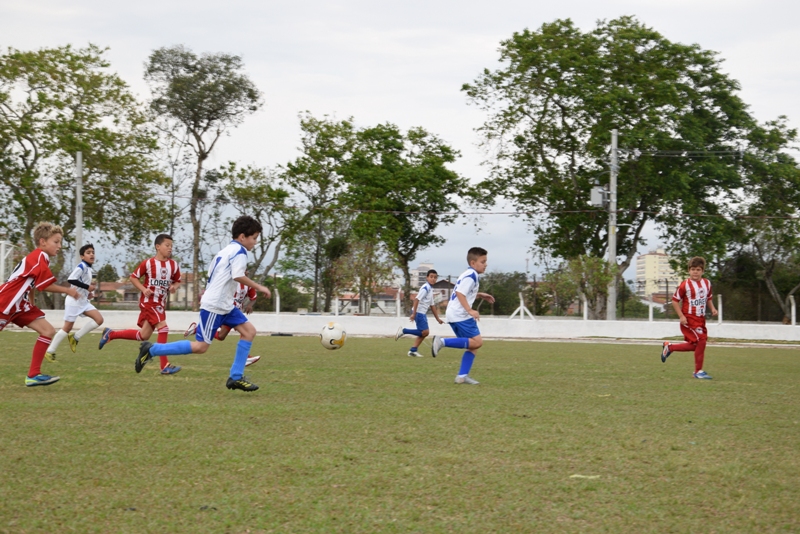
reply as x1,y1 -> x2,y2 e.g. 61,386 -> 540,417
0,222 -> 79,386
661,256 -> 718,379
98,234 -> 182,374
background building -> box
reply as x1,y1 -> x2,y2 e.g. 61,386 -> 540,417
635,248 -> 681,301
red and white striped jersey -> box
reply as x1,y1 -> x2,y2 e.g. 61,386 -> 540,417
673,278 -> 712,318
233,283 -> 257,310
0,250 -> 56,315
131,258 -> 181,308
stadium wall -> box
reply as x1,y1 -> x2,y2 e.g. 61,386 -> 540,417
39,310 -> 800,342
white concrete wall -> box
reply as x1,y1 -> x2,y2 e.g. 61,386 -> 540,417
38,310 -> 800,342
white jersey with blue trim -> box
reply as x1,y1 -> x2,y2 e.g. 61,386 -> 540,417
446,267 -> 479,323
415,282 -> 434,315
65,261 -> 94,306
201,241 -> 249,315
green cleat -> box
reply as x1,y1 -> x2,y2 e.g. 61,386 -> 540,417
67,332 -> 78,353
44,351 -> 57,363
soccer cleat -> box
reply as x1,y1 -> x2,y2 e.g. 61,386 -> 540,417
67,332 -> 78,353
693,370 -> 713,380
226,376 -> 259,392
25,374 -> 60,387
394,326 -> 404,341
431,336 -> 444,358
98,328 -> 112,350
184,322 -> 197,338
245,355 -> 261,367
160,364 -> 181,375
135,342 -> 154,373
408,349 -> 423,357
661,342 -> 671,363
455,375 -> 480,385
44,351 -> 57,363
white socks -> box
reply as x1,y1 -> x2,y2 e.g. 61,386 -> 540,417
74,320 -> 100,341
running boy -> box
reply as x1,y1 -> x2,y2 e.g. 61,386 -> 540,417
394,269 -> 443,357
661,256 -> 718,379
45,243 -> 104,362
0,222 -> 79,386
98,234 -> 182,375
134,216 -> 271,392
431,247 -> 495,384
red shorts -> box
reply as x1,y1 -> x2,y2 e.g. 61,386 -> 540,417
680,321 -> 707,343
137,305 -> 167,328
0,306 -> 46,331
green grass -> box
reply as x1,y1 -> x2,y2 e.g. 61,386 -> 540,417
1,332 -> 799,533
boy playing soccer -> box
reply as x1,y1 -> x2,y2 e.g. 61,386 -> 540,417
134,216 -> 272,391
45,244 -> 104,362
431,247 -> 495,384
98,234 -> 182,374
0,222 -> 79,386
394,269 -> 444,357
661,256 -> 718,379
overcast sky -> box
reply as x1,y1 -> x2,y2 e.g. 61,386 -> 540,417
2,1 -> 799,280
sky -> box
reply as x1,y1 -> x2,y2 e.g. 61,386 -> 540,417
2,0 -> 799,281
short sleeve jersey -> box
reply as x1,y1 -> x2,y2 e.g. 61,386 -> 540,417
233,283 -> 257,310
415,282 -> 434,315
201,241 -> 249,315
446,267 -> 479,323
673,278 -> 712,325
65,261 -> 94,306
0,249 -> 56,315
131,258 -> 181,308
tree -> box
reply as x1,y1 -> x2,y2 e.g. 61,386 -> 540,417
332,239 -> 395,315
145,45 -> 262,310
0,45 -> 168,299
463,17 -> 754,318
342,124 -> 466,313
475,271 -> 528,315
536,265 -> 580,316
96,263 -> 119,282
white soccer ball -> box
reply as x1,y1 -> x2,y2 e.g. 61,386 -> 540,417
320,322 -> 346,350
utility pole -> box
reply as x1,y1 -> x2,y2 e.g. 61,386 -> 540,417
606,129 -> 618,321
75,151 -> 83,264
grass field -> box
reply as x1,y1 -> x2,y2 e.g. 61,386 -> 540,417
1,331 -> 799,533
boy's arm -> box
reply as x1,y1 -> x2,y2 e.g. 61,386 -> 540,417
234,275 -> 271,299
708,295 -> 718,316
672,299 -> 687,325
129,275 -> 152,298
431,302 -> 444,324
476,292 -> 495,303
409,298 -> 419,320
41,282 -> 78,299
456,292 -> 480,320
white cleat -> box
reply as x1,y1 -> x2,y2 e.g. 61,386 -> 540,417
455,375 -> 480,385
394,326 -> 405,341
245,355 -> 261,367
431,336 -> 444,357
408,350 -> 424,357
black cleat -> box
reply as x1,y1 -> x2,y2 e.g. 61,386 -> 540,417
135,342 -> 154,373
226,376 -> 259,392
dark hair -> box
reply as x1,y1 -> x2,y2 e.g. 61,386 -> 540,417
688,256 -> 706,270
467,247 -> 488,264
79,244 -> 95,256
426,269 -> 438,277
154,234 -> 173,246
232,216 -> 263,239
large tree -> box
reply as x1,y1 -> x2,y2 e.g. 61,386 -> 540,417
463,17 -> 754,318
145,45 -> 262,310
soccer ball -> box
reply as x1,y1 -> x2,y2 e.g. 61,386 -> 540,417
320,322 -> 346,350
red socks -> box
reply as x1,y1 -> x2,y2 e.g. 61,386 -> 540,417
28,336 -> 51,377
157,326 -> 170,370
109,329 -> 142,341
668,341 -> 706,373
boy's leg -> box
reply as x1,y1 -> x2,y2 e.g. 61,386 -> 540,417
408,329 -> 428,357
73,309 -> 103,342
25,317 -> 57,383
48,325 -> 71,360
216,325 -> 231,341
230,321 -> 256,381
669,324 -> 699,352
694,337 -> 707,374
156,324 -> 179,373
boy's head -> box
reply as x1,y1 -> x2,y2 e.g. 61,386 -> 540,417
467,247 -> 488,274
80,244 -> 96,265
33,222 -> 64,256
688,256 -> 706,280
154,234 -> 173,260
426,269 -> 438,284
232,216 -> 262,251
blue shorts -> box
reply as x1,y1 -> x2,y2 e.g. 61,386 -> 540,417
450,318 -> 480,339
415,312 -> 430,331
196,308 -> 248,343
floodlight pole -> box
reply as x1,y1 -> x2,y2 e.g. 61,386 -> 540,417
606,130 -> 618,321
75,151 -> 83,265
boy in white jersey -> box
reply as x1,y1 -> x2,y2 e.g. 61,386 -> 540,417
431,247 -> 495,384
45,244 -> 105,362
394,269 -> 443,357
134,216 -> 272,392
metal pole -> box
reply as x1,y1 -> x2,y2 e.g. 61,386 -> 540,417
606,130 -> 618,320
717,294 -> 722,325
275,288 -> 280,316
75,152 -> 83,265
790,295 -> 796,326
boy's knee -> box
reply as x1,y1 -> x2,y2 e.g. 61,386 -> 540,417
193,343 -> 209,354
420,330 -> 430,338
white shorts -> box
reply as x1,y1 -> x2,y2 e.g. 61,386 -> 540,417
64,301 -> 97,322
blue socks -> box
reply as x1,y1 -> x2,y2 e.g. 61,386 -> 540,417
150,340 -> 192,356
458,351 -> 475,376
229,339 -> 252,380
403,328 -> 423,337
444,337 -> 470,350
